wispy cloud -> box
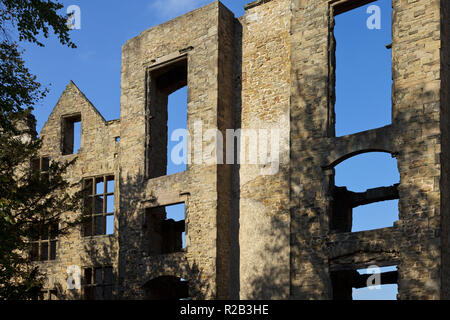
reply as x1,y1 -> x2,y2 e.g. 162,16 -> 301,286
78,50 -> 96,62
148,0 -> 211,20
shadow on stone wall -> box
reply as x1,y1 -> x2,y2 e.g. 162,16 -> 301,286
117,171 -> 216,300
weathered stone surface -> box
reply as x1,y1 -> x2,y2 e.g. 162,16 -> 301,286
32,0 -> 449,300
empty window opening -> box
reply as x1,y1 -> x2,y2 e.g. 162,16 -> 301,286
331,0 -> 392,137
83,175 -> 115,237
144,276 -> 189,300
31,157 -> 50,172
82,266 -> 114,300
331,152 -> 399,232
144,203 -> 186,256
30,223 -> 58,261
62,114 -> 81,155
167,86 -> 188,175
352,199 -> 398,232
38,289 -> 58,300
31,156 -> 50,180
353,266 -> 398,300
331,265 -> 398,300
147,57 -> 188,179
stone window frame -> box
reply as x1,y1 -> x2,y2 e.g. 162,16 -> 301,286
144,202 -> 187,256
330,262 -> 399,300
82,266 -> 114,300
31,156 -> 50,179
144,52 -> 189,180
326,150 -> 400,233
142,192 -> 190,256
327,0 -> 390,137
82,175 -> 115,237
30,222 -> 58,262
61,113 -> 82,155
30,156 -> 58,262
38,289 -> 58,300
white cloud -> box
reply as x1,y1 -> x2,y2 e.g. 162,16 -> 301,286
148,0 -> 211,20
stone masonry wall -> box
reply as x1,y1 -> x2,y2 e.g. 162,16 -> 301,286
37,81 -> 120,299
33,0 -> 449,300
118,2 -> 234,299
237,0 -> 291,300
289,0 -> 447,300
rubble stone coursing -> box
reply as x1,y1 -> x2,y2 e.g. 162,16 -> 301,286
34,0 -> 449,299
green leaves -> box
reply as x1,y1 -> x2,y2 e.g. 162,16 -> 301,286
0,42 -> 43,137
0,0 -> 78,300
3,215 -> 12,224
0,0 -> 76,48
0,133 -> 84,299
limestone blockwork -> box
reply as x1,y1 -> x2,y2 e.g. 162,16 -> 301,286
32,0 -> 449,300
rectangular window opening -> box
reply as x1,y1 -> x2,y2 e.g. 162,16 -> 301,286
330,0 -> 392,137
62,114 -> 82,155
330,184 -> 399,233
83,176 -> 115,237
30,222 -> 58,262
82,266 -> 114,300
106,215 -> 114,235
147,57 -> 188,179
106,176 -> 115,193
31,156 -> 50,180
352,199 -> 398,232
38,289 -> 58,301
332,265 -> 398,300
95,177 -> 105,195
144,203 -> 186,256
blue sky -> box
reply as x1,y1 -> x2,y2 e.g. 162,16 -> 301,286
335,0 -> 392,136
21,0 -> 245,132
19,0 -> 397,299
334,0 -> 398,299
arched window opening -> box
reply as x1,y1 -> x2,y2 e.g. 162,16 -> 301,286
331,152 -> 399,232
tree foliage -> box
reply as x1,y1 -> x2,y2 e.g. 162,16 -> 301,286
0,0 -> 80,300
0,0 -> 75,48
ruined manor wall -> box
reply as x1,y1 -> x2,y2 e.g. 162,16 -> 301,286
37,82 -> 120,299
31,0 -> 450,300
238,0 -> 291,300
118,2 -> 234,299
289,0 -> 333,300
289,0 -> 447,300
392,0 -> 443,300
